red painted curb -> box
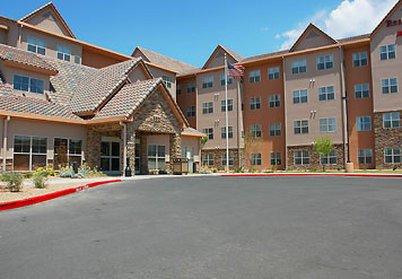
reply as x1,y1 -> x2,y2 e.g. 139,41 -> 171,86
222,173 -> 402,178
0,179 -> 122,211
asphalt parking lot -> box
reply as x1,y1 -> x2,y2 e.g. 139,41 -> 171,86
1,176 -> 402,279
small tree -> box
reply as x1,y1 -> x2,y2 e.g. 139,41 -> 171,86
313,136 -> 334,172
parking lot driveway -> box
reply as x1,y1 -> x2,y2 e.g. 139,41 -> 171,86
1,176 -> 402,279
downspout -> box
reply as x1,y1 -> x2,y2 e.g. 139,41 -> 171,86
119,121 -> 127,176
3,116 -> 10,172
339,46 -> 349,165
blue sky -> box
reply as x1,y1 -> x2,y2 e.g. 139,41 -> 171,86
1,0 -> 397,67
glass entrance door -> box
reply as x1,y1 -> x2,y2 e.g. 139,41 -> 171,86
135,140 -> 141,174
182,146 -> 194,173
100,140 -> 120,175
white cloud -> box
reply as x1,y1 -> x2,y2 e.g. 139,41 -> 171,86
276,0 -> 398,50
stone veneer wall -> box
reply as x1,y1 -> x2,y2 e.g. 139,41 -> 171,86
287,144 -> 344,171
201,148 -> 244,170
374,111 -> 402,168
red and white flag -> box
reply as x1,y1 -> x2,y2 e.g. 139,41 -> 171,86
226,61 -> 245,79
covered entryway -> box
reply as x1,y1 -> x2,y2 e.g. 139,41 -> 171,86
100,137 -> 121,175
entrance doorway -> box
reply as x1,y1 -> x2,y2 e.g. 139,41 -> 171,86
100,137 -> 120,175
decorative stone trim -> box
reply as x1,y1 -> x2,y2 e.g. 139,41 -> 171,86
201,148 -> 244,170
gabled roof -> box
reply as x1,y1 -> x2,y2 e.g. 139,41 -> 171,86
202,44 -> 244,69
289,23 -> 337,52
371,0 -> 402,38
18,2 -> 75,38
132,47 -> 197,74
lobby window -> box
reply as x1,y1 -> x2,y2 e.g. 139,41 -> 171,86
27,37 -> 46,55
294,120 -> 309,134
318,86 -> 335,101
317,55 -> 333,70
250,97 -> 261,110
380,44 -> 396,60
148,145 -> 166,171
249,70 -> 261,83
356,116 -> 371,131
291,60 -> 306,74
221,126 -> 233,139
321,150 -> 337,165
319,118 -> 336,133
250,124 -> 262,138
54,138 -> 82,168
186,105 -> 196,117
294,150 -> 310,165
383,112 -> 400,129
358,149 -> 373,164
221,74 -> 233,86
250,153 -> 262,166
354,83 -> 370,98
268,67 -> 280,80
187,82 -> 195,93
13,136 -> 47,171
293,89 -> 308,104
221,99 -> 234,112
57,45 -> 71,61
222,154 -> 234,166
13,75 -> 44,94
382,78 -> 398,94
162,76 -> 173,88
268,94 -> 281,108
202,128 -> 214,140
352,52 -> 368,67
270,152 -> 282,165
202,76 -> 213,88
269,123 -> 281,136
202,154 -> 214,166
202,102 -> 213,114
384,148 -> 401,164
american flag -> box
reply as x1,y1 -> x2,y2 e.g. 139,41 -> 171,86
226,61 -> 245,79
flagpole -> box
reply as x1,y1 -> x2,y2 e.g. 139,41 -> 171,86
224,53 -> 229,174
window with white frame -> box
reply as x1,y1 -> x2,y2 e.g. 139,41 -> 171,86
383,112 -> 400,129
13,136 -> 47,171
250,97 -> 261,110
317,55 -> 333,70
318,86 -> 335,101
187,82 -> 195,93
293,89 -> 308,103
202,102 -> 213,114
57,45 -> 71,61
294,150 -> 310,165
186,105 -> 196,117
354,83 -> 370,98
268,94 -> 280,108
221,126 -> 233,139
294,120 -> 309,134
380,44 -> 396,60
202,128 -> 214,140
222,154 -> 234,166
291,60 -> 307,74
319,118 -> 336,133
13,75 -> 44,94
27,37 -> 46,55
250,153 -> 262,165
384,148 -> 401,164
321,150 -> 337,165
270,152 -> 281,165
358,149 -> 373,164
162,76 -> 173,88
221,99 -> 234,112
268,67 -> 280,80
54,138 -> 83,168
269,123 -> 281,136
202,76 -> 214,88
148,144 -> 166,171
353,52 -> 368,67
356,116 -> 371,131
250,124 -> 262,138
221,74 -> 233,85
249,70 -> 261,83
382,78 -> 398,94
202,154 -> 214,166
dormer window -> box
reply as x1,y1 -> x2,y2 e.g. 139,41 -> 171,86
27,37 -> 46,55
13,75 -> 44,94
57,45 -> 71,61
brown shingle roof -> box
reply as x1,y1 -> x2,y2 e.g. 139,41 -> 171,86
219,44 -> 245,62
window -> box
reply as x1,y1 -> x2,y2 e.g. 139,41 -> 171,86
222,154 -> 234,166
221,126 -> 233,139
202,102 -> 213,114
380,44 -> 396,60
294,120 -> 309,134
294,150 -> 310,165
354,83 -> 370,98
249,70 -> 261,83
27,37 -> 45,55
382,78 -> 398,94
250,153 -> 262,165
268,67 -> 280,80
187,82 -> 195,93
270,152 -> 282,166
318,86 -> 335,101
186,106 -> 196,117
383,112 -> 400,128
147,144 -> 166,171
319,118 -> 336,133
221,99 -> 234,112
74,56 -> 80,64
54,138 -> 83,168
13,75 -> 29,92
29,78 -> 44,94
176,85 -> 181,95
353,52 -> 368,67
202,76 -> 213,88
221,74 -> 233,85
291,60 -> 307,74
293,89 -> 308,104
57,45 -> 71,61
321,150 -> 337,165
358,149 -> 373,164
162,76 -> 173,88
202,128 -> 214,140
385,148 -> 401,164
13,136 -> 47,171
356,116 -> 371,131
250,97 -> 261,110
202,154 -> 214,166
250,124 -> 262,138
269,123 -> 281,136
13,75 -> 44,94
317,55 -> 333,70
268,94 -> 280,108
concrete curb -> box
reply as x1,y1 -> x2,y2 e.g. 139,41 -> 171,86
221,173 -> 402,178
0,179 -> 122,211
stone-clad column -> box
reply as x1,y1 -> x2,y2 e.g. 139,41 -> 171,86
126,124 -> 136,174
169,133 -> 182,173
86,127 -> 101,169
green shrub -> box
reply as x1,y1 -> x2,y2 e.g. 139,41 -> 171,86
33,174 -> 47,189
2,172 -> 24,192
23,173 -> 33,179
